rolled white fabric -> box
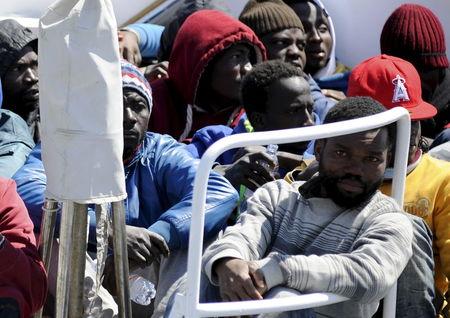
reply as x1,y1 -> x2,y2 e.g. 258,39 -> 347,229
38,0 -> 126,203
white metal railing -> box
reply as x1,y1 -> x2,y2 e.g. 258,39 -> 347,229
174,107 -> 411,317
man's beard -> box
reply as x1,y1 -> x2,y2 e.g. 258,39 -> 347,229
320,172 -> 383,208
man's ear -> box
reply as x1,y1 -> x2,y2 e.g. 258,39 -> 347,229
386,147 -> 394,167
248,112 -> 266,130
314,139 -> 324,161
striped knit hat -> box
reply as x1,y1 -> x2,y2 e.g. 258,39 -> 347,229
380,4 -> 448,69
121,60 -> 152,113
239,0 -> 304,38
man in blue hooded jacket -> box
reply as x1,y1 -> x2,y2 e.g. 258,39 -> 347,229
12,61 -> 238,315
0,79 -> 35,178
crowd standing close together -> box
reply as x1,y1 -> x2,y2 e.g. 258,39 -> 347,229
0,0 -> 449,317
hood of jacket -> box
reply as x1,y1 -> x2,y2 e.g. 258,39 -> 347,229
0,19 -> 37,79
168,9 -> 266,106
309,0 -> 337,79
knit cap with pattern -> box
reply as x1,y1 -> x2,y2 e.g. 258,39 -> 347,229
380,3 -> 449,70
121,60 -> 153,113
239,0 -> 304,38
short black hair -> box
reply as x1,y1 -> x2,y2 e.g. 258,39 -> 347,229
323,96 -> 385,123
241,60 -> 305,114
323,96 -> 395,144
284,0 -> 309,5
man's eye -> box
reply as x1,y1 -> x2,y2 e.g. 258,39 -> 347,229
318,25 -> 329,33
296,42 -> 305,50
10,65 -> 21,72
131,102 -> 146,110
231,53 -> 243,60
366,157 -> 381,163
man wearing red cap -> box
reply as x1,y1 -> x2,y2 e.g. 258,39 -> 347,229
380,3 -> 450,145
348,54 -> 450,318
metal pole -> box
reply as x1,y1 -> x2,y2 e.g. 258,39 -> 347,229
383,113 -> 411,318
111,200 -> 132,318
68,203 -> 89,318
34,198 -> 59,318
55,201 -> 74,318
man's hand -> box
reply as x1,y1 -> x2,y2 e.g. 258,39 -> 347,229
118,30 -> 142,66
219,150 -> 276,191
144,61 -> 169,82
247,261 -> 268,296
124,225 -> 169,266
214,258 -> 267,301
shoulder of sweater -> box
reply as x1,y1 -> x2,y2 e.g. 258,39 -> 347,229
362,191 -> 403,216
270,179 -> 308,196
255,180 -> 303,203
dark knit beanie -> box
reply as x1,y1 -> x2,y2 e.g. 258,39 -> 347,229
239,0 -> 304,38
0,19 -> 37,79
380,4 -> 448,69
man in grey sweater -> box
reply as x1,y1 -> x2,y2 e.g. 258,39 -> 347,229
202,96 -> 414,318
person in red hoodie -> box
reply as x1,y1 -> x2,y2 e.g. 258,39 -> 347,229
0,178 -> 47,318
149,9 -> 266,141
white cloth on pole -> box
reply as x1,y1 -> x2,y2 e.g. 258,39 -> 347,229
38,0 -> 126,203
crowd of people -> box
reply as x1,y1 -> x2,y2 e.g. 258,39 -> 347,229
0,0 -> 449,317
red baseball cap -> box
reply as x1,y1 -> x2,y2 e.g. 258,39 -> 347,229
347,54 -> 437,120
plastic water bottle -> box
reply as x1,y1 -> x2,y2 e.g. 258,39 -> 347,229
262,144 -> 279,177
238,144 -> 279,215
129,275 -> 156,306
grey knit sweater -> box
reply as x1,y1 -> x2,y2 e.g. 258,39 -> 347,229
203,179 -> 413,318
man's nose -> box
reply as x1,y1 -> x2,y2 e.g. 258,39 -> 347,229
343,160 -> 364,177
24,67 -> 38,84
302,111 -> 315,127
286,43 -> 301,57
308,28 -> 321,43
240,61 -> 252,76
123,107 -> 137,127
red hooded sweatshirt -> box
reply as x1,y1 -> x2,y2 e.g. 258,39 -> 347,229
149,10 -> 266,141
0,179 -> 47,317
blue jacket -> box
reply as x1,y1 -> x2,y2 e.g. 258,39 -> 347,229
127,23 -> 164,59
13,133 -> 238,250
308,75 -> 336,123
0,109 -> 35,178
315,71 -> 351,94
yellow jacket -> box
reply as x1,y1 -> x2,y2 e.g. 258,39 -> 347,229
381,154 -> 450,296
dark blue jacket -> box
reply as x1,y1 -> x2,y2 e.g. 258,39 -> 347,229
315,71 -> 351,94
308,75 -> 336,123
13,132 -> 238,250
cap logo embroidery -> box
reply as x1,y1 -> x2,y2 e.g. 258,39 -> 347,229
392,74 -> 410,103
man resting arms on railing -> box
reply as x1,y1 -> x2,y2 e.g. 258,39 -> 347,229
201,97 -> 413,318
